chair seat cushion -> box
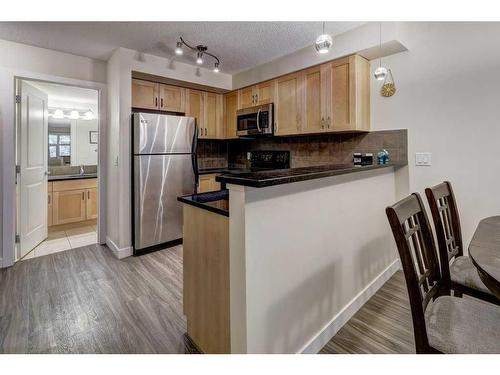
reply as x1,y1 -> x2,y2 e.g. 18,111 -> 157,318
450,256 -> 492,294
425,295 -> 500,353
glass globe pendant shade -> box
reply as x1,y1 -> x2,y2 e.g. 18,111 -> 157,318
315,33 -> 333,54
84,110 -> 94,120
374,66 -> 388,81
69,110 -> 79,119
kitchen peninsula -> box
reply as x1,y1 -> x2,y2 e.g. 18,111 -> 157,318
179,143 -> 407,353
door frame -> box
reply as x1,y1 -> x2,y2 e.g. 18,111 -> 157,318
2,72 -> 107,266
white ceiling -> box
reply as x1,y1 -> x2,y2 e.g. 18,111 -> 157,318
0,22 -> 365,74
27,80 -> 98,110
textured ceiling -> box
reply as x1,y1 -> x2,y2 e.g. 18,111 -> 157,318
0,22 -> 364,74
28,80 -> 98,108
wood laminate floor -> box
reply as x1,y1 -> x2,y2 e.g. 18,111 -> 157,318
321,270 -> 415,354
1,243 -> 415,354
0,244 -> 187,353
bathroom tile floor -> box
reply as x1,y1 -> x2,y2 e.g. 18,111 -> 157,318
21,220 -> 98,261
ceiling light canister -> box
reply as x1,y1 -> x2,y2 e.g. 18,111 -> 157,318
175,42 -> 183,55
213,62 -> 220,73
196,52 -> 203,65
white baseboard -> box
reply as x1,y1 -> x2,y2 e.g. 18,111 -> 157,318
106,236 -> 133,259
299,258 -> 402,354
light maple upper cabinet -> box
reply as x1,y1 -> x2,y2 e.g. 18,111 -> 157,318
274,72 -> 302,136
302,65 -> 324,134
186,89 -> 204,137
132,79 -> 186,113
224,91 -> 239,139
238,81 -> 274,109
239,86 -> 255,109
158,84 -> 186,113
132,79 -> 159,110
322,55 -> 370,132
204,92 -> 224,139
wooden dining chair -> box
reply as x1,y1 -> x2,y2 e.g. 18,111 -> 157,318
425,181 -> 500,305
386,193 -> 500,353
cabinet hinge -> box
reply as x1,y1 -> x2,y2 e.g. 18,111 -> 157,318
16,165 -> 21,173
15,95 -> 21,104
15,234 -> 20,244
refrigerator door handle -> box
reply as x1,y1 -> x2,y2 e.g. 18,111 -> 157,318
191,118 -> 199,191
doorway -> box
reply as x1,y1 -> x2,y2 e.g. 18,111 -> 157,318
15,79 -> 100,261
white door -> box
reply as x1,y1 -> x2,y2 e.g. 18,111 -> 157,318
19,81 -> 48,258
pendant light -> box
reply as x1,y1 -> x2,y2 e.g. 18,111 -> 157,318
84,110 -> 94,120
374,22 -> 388,81
69,110 -> 79,120
315,22 -> 333,54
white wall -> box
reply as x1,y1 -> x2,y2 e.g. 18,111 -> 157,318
71,119 -> 98,166
105,47 -> 231,254
370,22 -> 500,248
228,168 -> 399,353
0,39 -> 106,83
0,39 -> 106,266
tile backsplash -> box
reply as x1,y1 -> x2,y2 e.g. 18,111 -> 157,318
197,129 -> 407,170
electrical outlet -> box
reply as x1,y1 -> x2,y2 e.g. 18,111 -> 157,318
415,152 -> 432,166
114,155 -> 119,166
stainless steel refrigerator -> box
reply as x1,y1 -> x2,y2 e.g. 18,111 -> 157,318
132,112 -> 197,254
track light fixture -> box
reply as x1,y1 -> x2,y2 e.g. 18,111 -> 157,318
175,37 -> 221,73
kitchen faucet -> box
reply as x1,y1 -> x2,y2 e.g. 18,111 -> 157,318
80,165 -> 85,175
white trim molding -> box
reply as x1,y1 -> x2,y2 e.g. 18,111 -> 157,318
106,236 -> 133,259
299,258 -> 402,354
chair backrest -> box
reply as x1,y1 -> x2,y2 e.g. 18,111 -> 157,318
425,181 -> 463,284
386,193 -> 443,353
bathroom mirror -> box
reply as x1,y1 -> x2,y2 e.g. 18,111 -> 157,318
48,117 -> 98,167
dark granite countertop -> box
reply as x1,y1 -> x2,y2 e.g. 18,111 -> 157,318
48,174 -> 97,181
216,163 -> 403,188
178,189 -> 229,217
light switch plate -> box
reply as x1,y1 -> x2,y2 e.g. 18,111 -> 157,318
415,152 -> 432,166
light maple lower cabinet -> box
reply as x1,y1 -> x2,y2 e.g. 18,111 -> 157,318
198,174 -> 221,193
86,188 -> 98,220
50,178 -> 97,226
53,189 -> 87,225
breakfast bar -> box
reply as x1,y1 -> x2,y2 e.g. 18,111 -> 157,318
179,162 -> 407,353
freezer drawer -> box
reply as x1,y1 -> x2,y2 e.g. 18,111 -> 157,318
133,112 -> 195,155
134,154 -> 196,251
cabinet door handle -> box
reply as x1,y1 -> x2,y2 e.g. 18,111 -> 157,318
321,117 -> 325,129
88,191 -> 90,199
161,98 -> 164,108
205,128 -> 207,136
327,117 -> 330,128
155,97 -> 158,107
48,195 -> 50,204
82,191 -> 85,200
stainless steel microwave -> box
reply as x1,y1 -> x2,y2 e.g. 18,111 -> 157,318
236,103 -> 274,137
